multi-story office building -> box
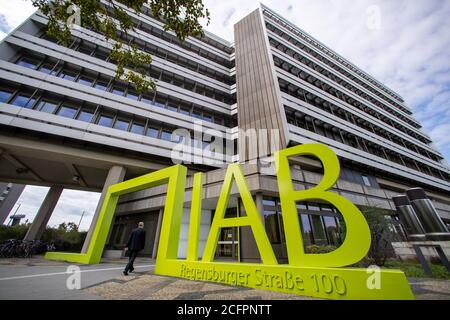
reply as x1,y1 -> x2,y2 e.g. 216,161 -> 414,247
0,4 -> 448,261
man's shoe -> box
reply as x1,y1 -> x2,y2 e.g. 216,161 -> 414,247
130,267 -> 134,273
123,271 -> 128,276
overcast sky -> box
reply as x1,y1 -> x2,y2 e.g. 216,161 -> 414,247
1,0 -> 449,230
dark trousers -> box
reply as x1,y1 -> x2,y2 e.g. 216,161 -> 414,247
124,250 -> 139,273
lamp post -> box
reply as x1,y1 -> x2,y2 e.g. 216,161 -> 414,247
77,210 -> 85,231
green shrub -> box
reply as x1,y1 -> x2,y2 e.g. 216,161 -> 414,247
0,224 -> 30,243
384,260 -> 450,280
305,245 -> 337,254
0,223 -> 87,253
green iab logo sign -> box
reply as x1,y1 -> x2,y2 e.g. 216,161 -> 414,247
45,144 -> 414,300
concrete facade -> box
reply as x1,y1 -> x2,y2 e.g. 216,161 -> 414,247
0,4 -> 448,261
392,241 -> 450,261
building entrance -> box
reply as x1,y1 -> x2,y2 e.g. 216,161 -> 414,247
108,211 -> 159,256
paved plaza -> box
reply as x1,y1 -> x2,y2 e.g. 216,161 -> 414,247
0,257 -> 449,300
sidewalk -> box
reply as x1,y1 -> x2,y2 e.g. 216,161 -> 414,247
85,273 -> 316,300
85,270 -> 450,300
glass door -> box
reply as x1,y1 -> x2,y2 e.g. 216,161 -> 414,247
216,227 -> 238,260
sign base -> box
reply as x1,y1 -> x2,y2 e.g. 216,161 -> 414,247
155,260 -> 414,300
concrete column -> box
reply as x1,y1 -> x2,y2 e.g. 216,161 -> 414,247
0,183 -> 26,225
82,165 -> 126,253
239,193 -> 266,263
152,208 -> 164,259
255,192 -> 265,224
24,186 -> 63,240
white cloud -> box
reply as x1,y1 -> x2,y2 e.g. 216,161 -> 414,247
0,0 -> 35,40
430,123 -> 450,149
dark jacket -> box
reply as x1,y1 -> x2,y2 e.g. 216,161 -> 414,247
126,227 -> 146,251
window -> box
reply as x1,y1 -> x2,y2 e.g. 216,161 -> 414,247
362,175 -> 371,187
94,81 -> 108,91
141,95 -> 154,105
130,123 -> 144,135
203,113 -> 213,123
299,214 -> 313,246
78,77 -> 94,86
41,33 -> 57,43
112,87 -> 125,96
59,70 -> 77,81
98,115 -> 113,127
320,205 -> 333,212
180,107 -> 190,115
173,133 -> 185,144
114,119 -> 129,131
191,137 -> 200,148
0,90 -> 13,103
264,210 -> 281,244
94,50 -> 109,60
78,45 -> 94,56
154,96 -> 166,108
167,103 -> 178,112
127,91 -> 139,100
16,57 -> 39,69
39,64 -> 57,75
146,126 -> 159,138
192,110 -> 202,119
161,130 -> 172,141
77,110 -> 94,122
36,100 -> 57,113
161,72 -> 172,83
263,198 -> 276,207
57,105 -> 78,119
308,203 -> 320,211
184,80 -> 195,91
310,215 -> 327,246
323,216 -> 339,246
12,94 -> 36,108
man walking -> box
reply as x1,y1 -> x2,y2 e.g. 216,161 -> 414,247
123,221 -> 146,276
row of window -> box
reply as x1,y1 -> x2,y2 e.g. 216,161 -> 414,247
17,47 -> 235,106
145,43 -> 235,85
285,107 -> 448,181
0,85 -> 237,154
138,6 -> 235,55
14,54 -> 235,127
66,9 -> 234,69
133,19 -> 234,68
279,78 -> 438,161
264,17 -> 410,114
274,57 -> 428,145
270,37 -> 419,129
340,167 -> 376,187
64,34 -> 235,86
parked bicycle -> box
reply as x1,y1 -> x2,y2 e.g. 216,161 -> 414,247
0,239 -> 54,258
